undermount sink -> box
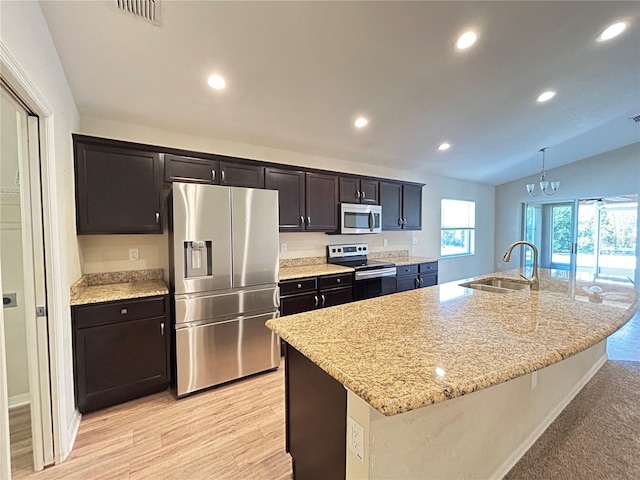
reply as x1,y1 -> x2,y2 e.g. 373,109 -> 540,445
459,277 -> 530,294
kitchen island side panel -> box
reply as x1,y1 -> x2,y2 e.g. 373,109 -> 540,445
285,343 -> 347,480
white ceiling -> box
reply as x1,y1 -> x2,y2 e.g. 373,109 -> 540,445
40,1 -> 640,185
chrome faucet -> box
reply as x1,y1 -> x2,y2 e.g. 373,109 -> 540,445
503,241 -> 539,291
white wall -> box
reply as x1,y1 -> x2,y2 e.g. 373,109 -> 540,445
1,97 -> 29,406
79,116 -> 496,282
1,0 -> 81,461
495,143 -> 640,284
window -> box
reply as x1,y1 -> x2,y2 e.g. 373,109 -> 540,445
441,199 -> 475,257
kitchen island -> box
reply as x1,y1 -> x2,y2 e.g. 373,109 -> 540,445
265,268 -> 639,479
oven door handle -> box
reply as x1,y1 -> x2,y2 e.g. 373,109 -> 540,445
355,267 -> 397,280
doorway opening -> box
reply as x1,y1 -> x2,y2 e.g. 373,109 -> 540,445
1,80 -> 54,475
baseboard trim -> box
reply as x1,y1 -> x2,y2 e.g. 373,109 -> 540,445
8,393 -> 31,409
491,353 -> 607,479
61,409 -> 82,462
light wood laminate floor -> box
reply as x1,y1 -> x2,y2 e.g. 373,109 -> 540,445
11,363 -> 292,480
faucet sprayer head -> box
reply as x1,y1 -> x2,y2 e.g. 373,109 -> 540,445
503,251 -> 511,262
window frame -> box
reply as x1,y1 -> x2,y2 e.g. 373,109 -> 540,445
440,199 -> 476,258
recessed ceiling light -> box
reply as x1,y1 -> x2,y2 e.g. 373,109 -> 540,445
456,31 -> 478,50
437,142 -> 451,151
597,22 -> 627,42
354,117 -> 369,128
207,74 -> 226,90
536,90 -> 557,103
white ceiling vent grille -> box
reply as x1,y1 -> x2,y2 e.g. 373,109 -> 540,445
630,114 -> 640,123
116,0 -> 160,25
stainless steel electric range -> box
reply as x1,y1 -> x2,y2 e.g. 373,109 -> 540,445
327,243 -> 397,300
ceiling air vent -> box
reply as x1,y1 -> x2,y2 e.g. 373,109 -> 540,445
630,114 -> 640,123
116,0 -> 160,25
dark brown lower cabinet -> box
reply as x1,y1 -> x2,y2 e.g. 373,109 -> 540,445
285,343 -> 346,480
279,273 -> 353,317
396,262 -> 438,292
72,295 -> 170,413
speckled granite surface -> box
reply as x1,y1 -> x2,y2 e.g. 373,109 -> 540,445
266,268 -> 639,416
369,249 -> 410,260
387,255 -> 440,266
70,269 -> 168,306
279,256 -> 326,268
279,264 -> 355,281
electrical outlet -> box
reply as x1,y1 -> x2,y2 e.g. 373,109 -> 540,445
531,371 -> 538,389
383,238 -> 388,247
347,417 -> 364,462
412,237 -> 418,245
129,248 -> 139,261
280,243 -> 287,253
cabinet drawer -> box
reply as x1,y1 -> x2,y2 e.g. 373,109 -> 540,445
280,278 -> 318,296
419,262 -> 438,273
396,264 -> 418,276
74,296 -> 166,329
319,273 -> 353,290
164,154 -> 218,184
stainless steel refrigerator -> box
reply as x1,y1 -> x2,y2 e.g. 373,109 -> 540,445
169,182 -> 280,396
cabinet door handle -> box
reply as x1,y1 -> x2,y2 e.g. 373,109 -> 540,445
321,294 -> 326,307
402,218 -> 406,226
297,283 -> 302,289
414,278 -> 419,288
160,322 -> 165,336
121,308 -> 128,315
355,190 -> 360,199
307,216 -> 311,226
211,169 -> 216,181
398,218 -> 403,226
155,212 -> 160,224
336,278 -> 341,283
221,170 -> 226,183
300,216 -> 304,226
314,295 -> 319,307
418,277 -> 423,287
362,191 -> 366,199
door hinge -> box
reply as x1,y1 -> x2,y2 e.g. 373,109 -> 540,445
36,305 -> 47,317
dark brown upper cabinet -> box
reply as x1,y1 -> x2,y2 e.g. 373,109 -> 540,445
219,162 -> 265,189
75,140 -> 162,234
164,154 -> 218,184
339,177 -> 379,205
266,170 -> 338,232
379,181 -> 422,231
305,173 -> 339,232
265,168 -> 306,232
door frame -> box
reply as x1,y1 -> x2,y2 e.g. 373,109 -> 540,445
1,41 -> 73,468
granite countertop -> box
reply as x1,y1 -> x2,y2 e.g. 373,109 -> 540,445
279,264 -> 355,281
70,269 -> 169,306
266,268 -> 639,416
388,255 -> 440,266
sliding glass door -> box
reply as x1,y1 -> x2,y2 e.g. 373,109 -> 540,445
523,195 -> 638,284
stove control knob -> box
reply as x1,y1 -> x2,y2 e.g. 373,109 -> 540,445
363,246 -> 367,250
338,248 -> 342,252
332,248 -> 336,253
358,247 -> 362,251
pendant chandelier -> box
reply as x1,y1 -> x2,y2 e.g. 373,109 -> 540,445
526,147 -> 559,196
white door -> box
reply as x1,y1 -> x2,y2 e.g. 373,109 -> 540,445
1,83 -> 54,474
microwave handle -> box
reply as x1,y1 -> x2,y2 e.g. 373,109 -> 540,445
368,211 -> 374,231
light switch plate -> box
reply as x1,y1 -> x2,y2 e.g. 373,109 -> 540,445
129,248 -> 139,261
412,237 -> 418,245
348,416 -> 364,462
383,238 -> 388,247
280,243 -> 287,253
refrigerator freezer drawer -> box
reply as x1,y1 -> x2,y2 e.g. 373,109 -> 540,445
174,286 -> 279,325
176,311 -> 280,396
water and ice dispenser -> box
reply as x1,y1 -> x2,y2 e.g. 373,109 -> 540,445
184,241 -> 212,278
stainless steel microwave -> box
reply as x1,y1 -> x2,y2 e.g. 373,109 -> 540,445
340,203 -> 382,234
